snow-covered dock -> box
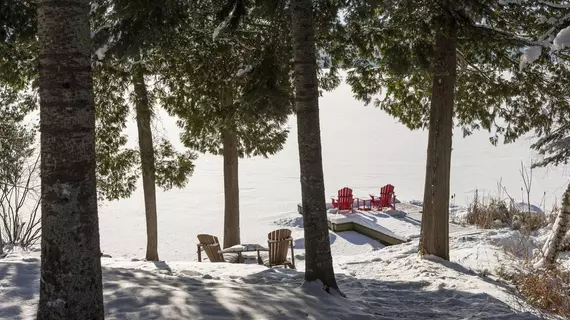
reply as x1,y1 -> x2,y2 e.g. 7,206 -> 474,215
300,202 -> 476,245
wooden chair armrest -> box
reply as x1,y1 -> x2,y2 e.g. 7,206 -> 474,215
268,237 -> 294,244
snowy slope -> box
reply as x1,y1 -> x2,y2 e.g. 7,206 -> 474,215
0,238 -> 550,320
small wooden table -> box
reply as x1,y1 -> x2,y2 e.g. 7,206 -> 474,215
356,197 -> 372,211
219,244 -> 269,264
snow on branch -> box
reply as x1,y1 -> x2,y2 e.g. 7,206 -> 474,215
520,46 -> 543,70
213,1 -> 238,41
553,25 -> 570,50
539,1 -> 570,9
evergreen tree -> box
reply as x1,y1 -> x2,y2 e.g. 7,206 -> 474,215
91,0 -> 197,260
504,1 -> 570,167
36,0 -> 104,317
341,0 -> 570,260
291,0 -> 339,289
158,0 -> 293,249
418,4 -> 457,260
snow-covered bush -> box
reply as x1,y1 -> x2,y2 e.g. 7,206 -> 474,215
465,189 -> 547,232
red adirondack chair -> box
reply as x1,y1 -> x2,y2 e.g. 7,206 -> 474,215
370,184 -> 396,210
331,187 -> 354,213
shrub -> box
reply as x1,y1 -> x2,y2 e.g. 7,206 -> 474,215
466,190 -> 515,229
465,190 -> 547,232
0,155 -> 41,249
514,212 -> 548,232
513,267 -> 570,318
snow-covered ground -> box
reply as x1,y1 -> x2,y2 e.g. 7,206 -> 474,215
2,223 -> 564,320
3,197 -> 569,319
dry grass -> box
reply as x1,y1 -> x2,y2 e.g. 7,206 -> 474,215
512,267 -> 570,318
466,191 -> 512,229
465,192 -> 547,232
514,212 -> 548,232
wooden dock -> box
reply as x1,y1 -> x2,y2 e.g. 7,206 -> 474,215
299,202 -> 473,246
327,219 -> 408,246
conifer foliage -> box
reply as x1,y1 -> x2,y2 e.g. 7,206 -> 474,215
341,0 -> 570,259
158,0 -> 294,248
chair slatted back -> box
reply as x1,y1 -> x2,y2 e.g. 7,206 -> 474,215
337,187 -> 354,211
197,234 -> 225,262
380,184 -> 395,208
268,229 -> 292,266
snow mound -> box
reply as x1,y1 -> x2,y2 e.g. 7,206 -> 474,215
273,216 -> 304,228
512,203 -> 545,215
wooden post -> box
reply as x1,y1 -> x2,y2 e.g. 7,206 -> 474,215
197,244 -> 202,262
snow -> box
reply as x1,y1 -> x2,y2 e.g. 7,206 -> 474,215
519,46 -> 541,70
0,226 -> 555,319
236,65 -> 253,77
95,44 -> 110,60
327,210 -> 417,242
512,202 -> 545,215
3,196 -> 568,319
553,26 -> 570,50
212,0 -> 237,41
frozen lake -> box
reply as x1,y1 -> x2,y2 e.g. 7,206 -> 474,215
99,80 -> 570,261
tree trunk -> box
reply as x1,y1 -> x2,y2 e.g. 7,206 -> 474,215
419,10 -> 457,261
222,127 -> 240,249
535,183 -> 570,268
291,0 -> 338,290
36,0 -> 104,318
133,65 -> 159,261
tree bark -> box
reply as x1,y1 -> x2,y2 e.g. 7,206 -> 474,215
222,127 -> 240,249
291,0 -> 338,289
535,183 -> 570,268
133,65 -> 159,261
419,10 -> 457,261
36,0 -> 104,318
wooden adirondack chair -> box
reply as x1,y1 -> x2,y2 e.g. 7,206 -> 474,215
266,229 -> 295,269
370,184 -> 396,210
196,234 -> 237,263
331,187 -> 354,213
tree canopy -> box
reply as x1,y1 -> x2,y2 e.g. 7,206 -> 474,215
157,0 -> 294,157
340,0 -> 570,147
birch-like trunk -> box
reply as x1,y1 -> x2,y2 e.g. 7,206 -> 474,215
535,184 -> 570,268
37,0 -> 104,318
419,9 -> 457,261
